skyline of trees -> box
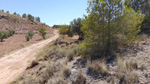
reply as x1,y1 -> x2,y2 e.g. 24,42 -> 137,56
0,9 -> 41,22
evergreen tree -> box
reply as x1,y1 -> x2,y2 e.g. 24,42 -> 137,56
6,11 -> 9,14
22,13 -> 27,18
0,10 -> 4,13
80,0 -> 145,59
69,18 -> 83,40
35,17 -> 40,22
28,14 -> 34,22
14,12 -> 17,15
127,0 -> 150,33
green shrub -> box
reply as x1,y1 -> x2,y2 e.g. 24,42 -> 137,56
28,30 -> 34,39
9,30 -> 15,36
2,31 -> 9,38
0,30 -> 15,42
6,31 -> 11,37
25,35 -> 30,41
0,31 -> 4,42
38,28 -> 46,39
59,25 -> 74,37
12,30 -> 15,34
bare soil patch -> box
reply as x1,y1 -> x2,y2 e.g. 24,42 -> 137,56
0,32 -> 53,57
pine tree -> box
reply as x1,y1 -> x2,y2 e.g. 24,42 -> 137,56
35,17 -> 40,22
22,13 -> 27,18
14,12 -> 17,15
69,18 -> 83,39
80,0 -> 145,60
28,14 -> 34,22
127,0 -> 150,33
6,11 -> 9,14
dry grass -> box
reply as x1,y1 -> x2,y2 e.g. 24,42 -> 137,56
11,63 -> 58,84
36,42 -> 79,62
117,56 -> 139,84
66,50 -> 74,61
72,74 -> 86,84
63,68 -> 71,78
87,60 -> 109,76
11,36 -> 80,84
138,34 -> 148,41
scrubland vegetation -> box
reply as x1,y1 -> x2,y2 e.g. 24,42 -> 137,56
0,30 -> 15,42
2,0 -> 150,84
15,0 -> 149,84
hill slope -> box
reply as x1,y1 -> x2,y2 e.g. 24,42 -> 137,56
0,12 -> 50,33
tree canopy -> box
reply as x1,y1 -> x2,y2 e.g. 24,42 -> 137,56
126,0 -> 150,33
80,0 -> 145,60
69,18 -> 83,40
28,14 -> 34,22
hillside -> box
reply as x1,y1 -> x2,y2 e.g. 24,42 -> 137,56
0,12 -> 50,33
11,35 -> 150,84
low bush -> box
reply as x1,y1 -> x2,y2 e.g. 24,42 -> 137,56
3,31 -> 10,38
25,35 -> 30,41
0,30 -> 15,42
28,30 -> 34,39
9,30 -> 15,36
38,28 -> 46,39
25,30 -> 34,41
0,31 -> 4,42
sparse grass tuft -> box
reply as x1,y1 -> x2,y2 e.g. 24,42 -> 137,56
87,60 -> 109,76
42,65 -> 55,82
117,56 -> 139,84
126,60 -> 138,70
138,34 -> 148,41
66,50 -> 74,61
139,64 -> 146,71
72,74 -> 86,84
63,68 -> 71,78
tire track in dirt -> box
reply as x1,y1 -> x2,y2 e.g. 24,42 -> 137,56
0,30 -> 59,84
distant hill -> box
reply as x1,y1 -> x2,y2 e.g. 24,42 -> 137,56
0,12 -> 51,33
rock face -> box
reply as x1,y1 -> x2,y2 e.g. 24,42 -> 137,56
0,12 -> 51,33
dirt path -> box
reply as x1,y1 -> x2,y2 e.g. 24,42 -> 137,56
0,30 -> 59,84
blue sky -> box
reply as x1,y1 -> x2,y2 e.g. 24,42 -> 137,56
0,0 -> 88,26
